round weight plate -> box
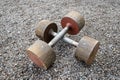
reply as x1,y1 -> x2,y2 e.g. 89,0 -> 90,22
75,36 -> 100,65
26,40 -> 56,70
35,20 -> 58,43
61,11 -> 85,35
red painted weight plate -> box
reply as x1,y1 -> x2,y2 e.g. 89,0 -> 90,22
61,11 -> 85,35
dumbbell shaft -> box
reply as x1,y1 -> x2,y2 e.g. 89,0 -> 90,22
51,31 -> 79,47
48,24 -> 69,46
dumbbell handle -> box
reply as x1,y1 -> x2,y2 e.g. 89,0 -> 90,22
51,31 -> 79,47
48,23 -> 70,46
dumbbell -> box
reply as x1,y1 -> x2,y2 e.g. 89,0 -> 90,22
35,11 -> 99,65
27,11 -> 85,70
27,11 -> 99,70
50,32 -> 100,65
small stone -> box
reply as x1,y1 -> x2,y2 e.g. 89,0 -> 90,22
0,14 -> 2,17
14,63 -> 17,66
0,68 -> 2,72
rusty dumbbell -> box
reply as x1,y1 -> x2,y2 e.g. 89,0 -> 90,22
27,11 -> 100,70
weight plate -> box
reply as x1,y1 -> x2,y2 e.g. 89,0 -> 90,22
35,20 -> 58,43
61,11 -> 85,35
26,40 -> 56,69
75,36 -> 100,65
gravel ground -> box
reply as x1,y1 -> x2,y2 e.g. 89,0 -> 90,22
0,0 -> 120,80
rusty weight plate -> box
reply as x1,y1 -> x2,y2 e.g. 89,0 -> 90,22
27,40 -> 56,70
75,36 -> 100,65
35,20 -> 58,43
61,11 -> 85,35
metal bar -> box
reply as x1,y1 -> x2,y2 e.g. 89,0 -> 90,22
48,26 -> 69,47
51,32 -> 78,47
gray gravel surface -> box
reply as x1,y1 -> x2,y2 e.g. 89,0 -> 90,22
0,0 -> 120,80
